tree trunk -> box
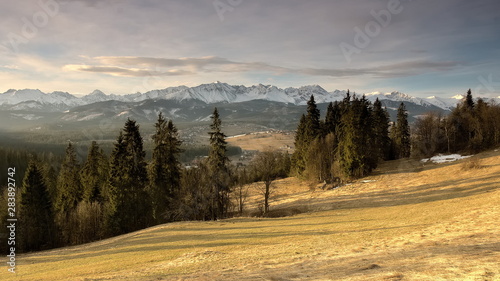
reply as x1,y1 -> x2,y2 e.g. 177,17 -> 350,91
264,180 -> 271,215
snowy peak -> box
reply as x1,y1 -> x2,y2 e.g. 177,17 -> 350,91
82,90 -> 109,104
1,82 -> 468,111
364,91 -> 429,107
424,96 -> 459,110
0,89 -> 80,106
90,89 -> 106,97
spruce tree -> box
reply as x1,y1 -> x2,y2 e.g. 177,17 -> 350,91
292,114 -> 307,175
148,113 -> 183,224
55,142 -> 82,215
305,95 -> 321,140
338,95 -> 363,178
337,95 -> 377,178
19,161 -> 55,251
325,101 -> 342,136
449,89 -> 477,152
108,119 -> 151,234
372,98 -> 391,160
80,141 -> 109,203
325,102 -> 335,134
207,108 -> 231,220
292,95 -> 321,176
465,88 -> 474,111
393,102 -> 411,158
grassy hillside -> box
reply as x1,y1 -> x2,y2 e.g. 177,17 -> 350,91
5,150 -> 500,280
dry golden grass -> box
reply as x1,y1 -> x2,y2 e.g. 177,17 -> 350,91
4,149 -> 500,280
226,132 -> 295,153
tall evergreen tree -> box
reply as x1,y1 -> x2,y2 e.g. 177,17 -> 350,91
372,98 -> 391,160
337,95 -> 375,178
19,161 -> 55,252
305,95 -> 321,140
324,102 -> 335,134
55,142 -> 82,215
148,113 -> 183,224
292,95 -> 321,176
393,102 -> 411,158
107,119 -> 151,234
207,108 -> 231,220
465,88 -> 474,111
292,114 -> 307,175
449,89 -> 480,152
324,101 -> 342,136
80,141 -> 109,203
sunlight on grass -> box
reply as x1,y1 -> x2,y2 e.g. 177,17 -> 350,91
3,149 -> 499,280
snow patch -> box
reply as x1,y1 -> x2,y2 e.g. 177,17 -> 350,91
117,110 -> 129,117
197,115 -> 212,122
421,154 -> 472,164
10,113 -> 43,120
227,134 -> 247,139
77,113 -> 104,121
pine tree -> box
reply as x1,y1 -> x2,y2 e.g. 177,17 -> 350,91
207,108 -> 231,220
148,113 -> 183,224
107,119 -> 151,234
19,161 -> 55,252
393,102 -> 411,158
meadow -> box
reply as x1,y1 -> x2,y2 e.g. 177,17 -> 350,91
5,149 -> 499,280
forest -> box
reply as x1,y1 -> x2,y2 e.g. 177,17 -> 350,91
1,89 -> 500,253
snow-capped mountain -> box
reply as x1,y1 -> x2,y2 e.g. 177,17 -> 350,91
424,95 -> 464,111
4,82 -> 491,132
365,91 -> 434,107
2,82 -> 486,113
0,89 -> 80,106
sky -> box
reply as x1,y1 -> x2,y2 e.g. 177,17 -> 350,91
1,0 -> 499,98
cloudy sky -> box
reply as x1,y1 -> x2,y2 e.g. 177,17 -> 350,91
1,0 -> 499,97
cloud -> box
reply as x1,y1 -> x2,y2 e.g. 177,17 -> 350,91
63,64 -> 192,77
64,56 -> 462,79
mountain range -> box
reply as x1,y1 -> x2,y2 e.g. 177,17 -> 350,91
1,82 -> 497,132
0,81 -> 475,110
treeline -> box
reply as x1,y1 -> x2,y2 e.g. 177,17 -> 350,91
291,89 -> 500,184
413,89 -> 500,157
292,92 -> 410,181
2,108 -> 290,253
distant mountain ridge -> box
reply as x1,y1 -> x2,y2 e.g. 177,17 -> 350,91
3,82 -> 500,132
1,82 -> 486,112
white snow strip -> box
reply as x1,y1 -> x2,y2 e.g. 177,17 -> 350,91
227,134 -> 247,139
421,154 -> 473,164
117,110 -> 129,116
77,113 -> 104,121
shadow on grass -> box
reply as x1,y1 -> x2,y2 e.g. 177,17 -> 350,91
289,173 -> 499,214
25,222 -> 430,265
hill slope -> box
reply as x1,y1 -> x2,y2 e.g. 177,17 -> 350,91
7,150 -> 500,280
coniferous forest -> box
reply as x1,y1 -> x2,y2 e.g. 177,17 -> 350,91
1,89 -> 500,253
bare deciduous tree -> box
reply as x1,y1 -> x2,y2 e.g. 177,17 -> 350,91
250,150 -> 289,215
